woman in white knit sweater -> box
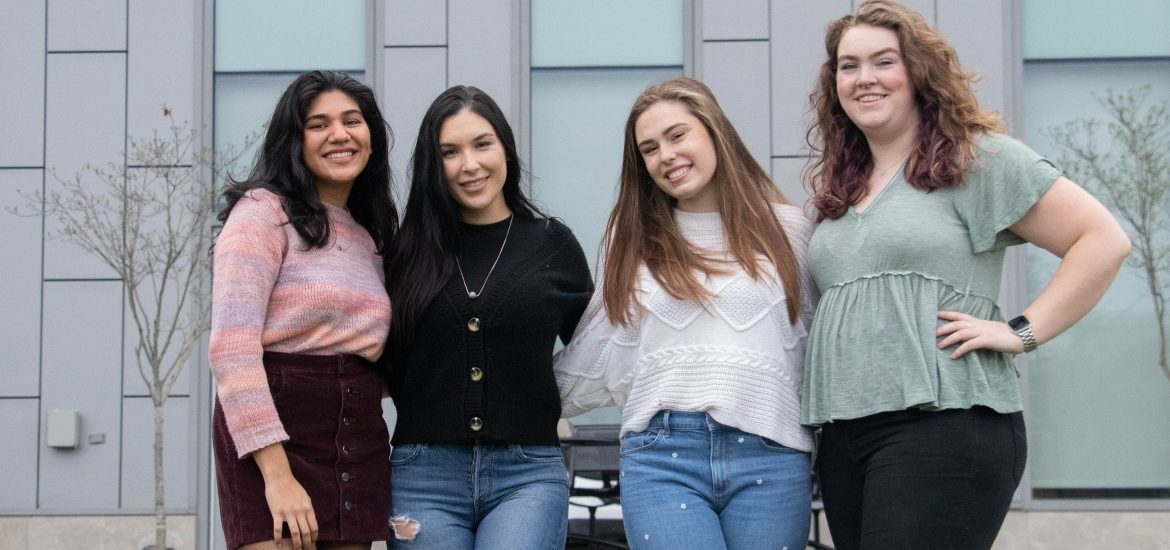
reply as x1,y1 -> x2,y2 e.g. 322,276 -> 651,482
554,76 -> 817,550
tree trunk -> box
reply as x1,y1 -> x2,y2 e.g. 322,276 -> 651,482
154,400 -> 168,550
1151,284 -> 1170,384
1138,236 -> 1170,384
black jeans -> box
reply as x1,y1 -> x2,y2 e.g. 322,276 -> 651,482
817,406 -> 1027,550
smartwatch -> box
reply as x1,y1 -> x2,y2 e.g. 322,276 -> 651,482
1008,315 -> 1038,353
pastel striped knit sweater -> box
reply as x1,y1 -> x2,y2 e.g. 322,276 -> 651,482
554,204 -> 818,453
209,188 -> 390,457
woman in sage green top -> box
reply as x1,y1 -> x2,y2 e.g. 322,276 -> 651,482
802,2 -> 1131,549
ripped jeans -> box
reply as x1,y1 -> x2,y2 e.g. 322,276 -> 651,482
388,441 -> 569,549
619,411 -> 811,550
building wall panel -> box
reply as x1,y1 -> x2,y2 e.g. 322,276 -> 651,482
938,0 -> 1010,116
385,0 -> 447,46
128,0 -> 196,145
0,169 -> 44,397
702,40 -> 772,174
38,280 -> 124,509
0,0 -> 46,167
382,47 -> 448,205
772,157 -> 811,210
703,0 -> 769,41
43,53 -> 126,280
448,0 -> 517,122
770,0 -> 851,156
0,399 -> 40,510
47,0 -> 127,52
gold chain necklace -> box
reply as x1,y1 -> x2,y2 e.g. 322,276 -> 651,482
455,214 -> 514,300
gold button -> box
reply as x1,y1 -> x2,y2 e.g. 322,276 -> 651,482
467,317 -> 481,332
469,416 -> 484,431
470,367 -> 484,382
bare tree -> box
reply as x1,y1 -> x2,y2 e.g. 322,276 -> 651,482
15,107 -> 254,550
1045,85 -> 1170,383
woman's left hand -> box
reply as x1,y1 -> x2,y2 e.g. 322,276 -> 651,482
936,310 -> 1024,358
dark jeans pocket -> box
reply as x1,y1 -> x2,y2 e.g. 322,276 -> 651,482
390,443 -> 423,466
516,444 -> 565,463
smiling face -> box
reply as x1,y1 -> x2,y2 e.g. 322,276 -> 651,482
301,89 -> 372,208
634,100 -> 720,213
440,109 -> 510,224
835,23 -> 919,143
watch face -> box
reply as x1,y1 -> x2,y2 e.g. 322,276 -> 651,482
1008,315 -> 1029,331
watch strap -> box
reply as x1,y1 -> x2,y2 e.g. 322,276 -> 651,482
1009,315 -> 1038,353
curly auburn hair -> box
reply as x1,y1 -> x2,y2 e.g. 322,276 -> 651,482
804,0 -> 1002,221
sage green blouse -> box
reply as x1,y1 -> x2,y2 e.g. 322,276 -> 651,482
801,133 -> 1062,426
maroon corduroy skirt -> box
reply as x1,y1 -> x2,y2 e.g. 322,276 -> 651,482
213,351 -> 390,549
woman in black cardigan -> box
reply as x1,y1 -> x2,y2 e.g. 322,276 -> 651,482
382,85 -> 592,549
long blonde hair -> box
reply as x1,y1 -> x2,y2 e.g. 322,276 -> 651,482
603,77 -> 802,326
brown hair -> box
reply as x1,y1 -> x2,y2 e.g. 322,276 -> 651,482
805,0 -> 1002,221
602,76 -> 802,326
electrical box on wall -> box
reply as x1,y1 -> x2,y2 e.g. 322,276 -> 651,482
46,409 -> 80,449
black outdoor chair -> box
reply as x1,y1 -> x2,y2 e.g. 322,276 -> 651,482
807,471 -> 833,550
563,423 -> 627,549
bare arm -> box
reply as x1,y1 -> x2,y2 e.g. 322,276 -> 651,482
252,443 -> 318,550
938,177 -> 1131,357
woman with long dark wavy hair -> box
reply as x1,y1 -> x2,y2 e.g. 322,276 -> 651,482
210,70 -> 397,550
555,76 -> 817,550
802,2 -> 1130,548
383,85 -> 592,549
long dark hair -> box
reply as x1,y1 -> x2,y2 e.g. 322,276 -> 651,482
218,70 -> 398,252
805,0 -> 1001,222
385,85 -> 542,366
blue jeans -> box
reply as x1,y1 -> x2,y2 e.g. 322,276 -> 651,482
388,441 -> 569,550
619,411 -> 811,550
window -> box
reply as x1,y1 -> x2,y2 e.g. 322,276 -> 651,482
528,0 -> 686,425
1022,5 -> 1170,499
531,0 -> 684,68
214,0 -> 367,169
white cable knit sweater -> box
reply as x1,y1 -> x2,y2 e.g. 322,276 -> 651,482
554,204 -> 818,453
